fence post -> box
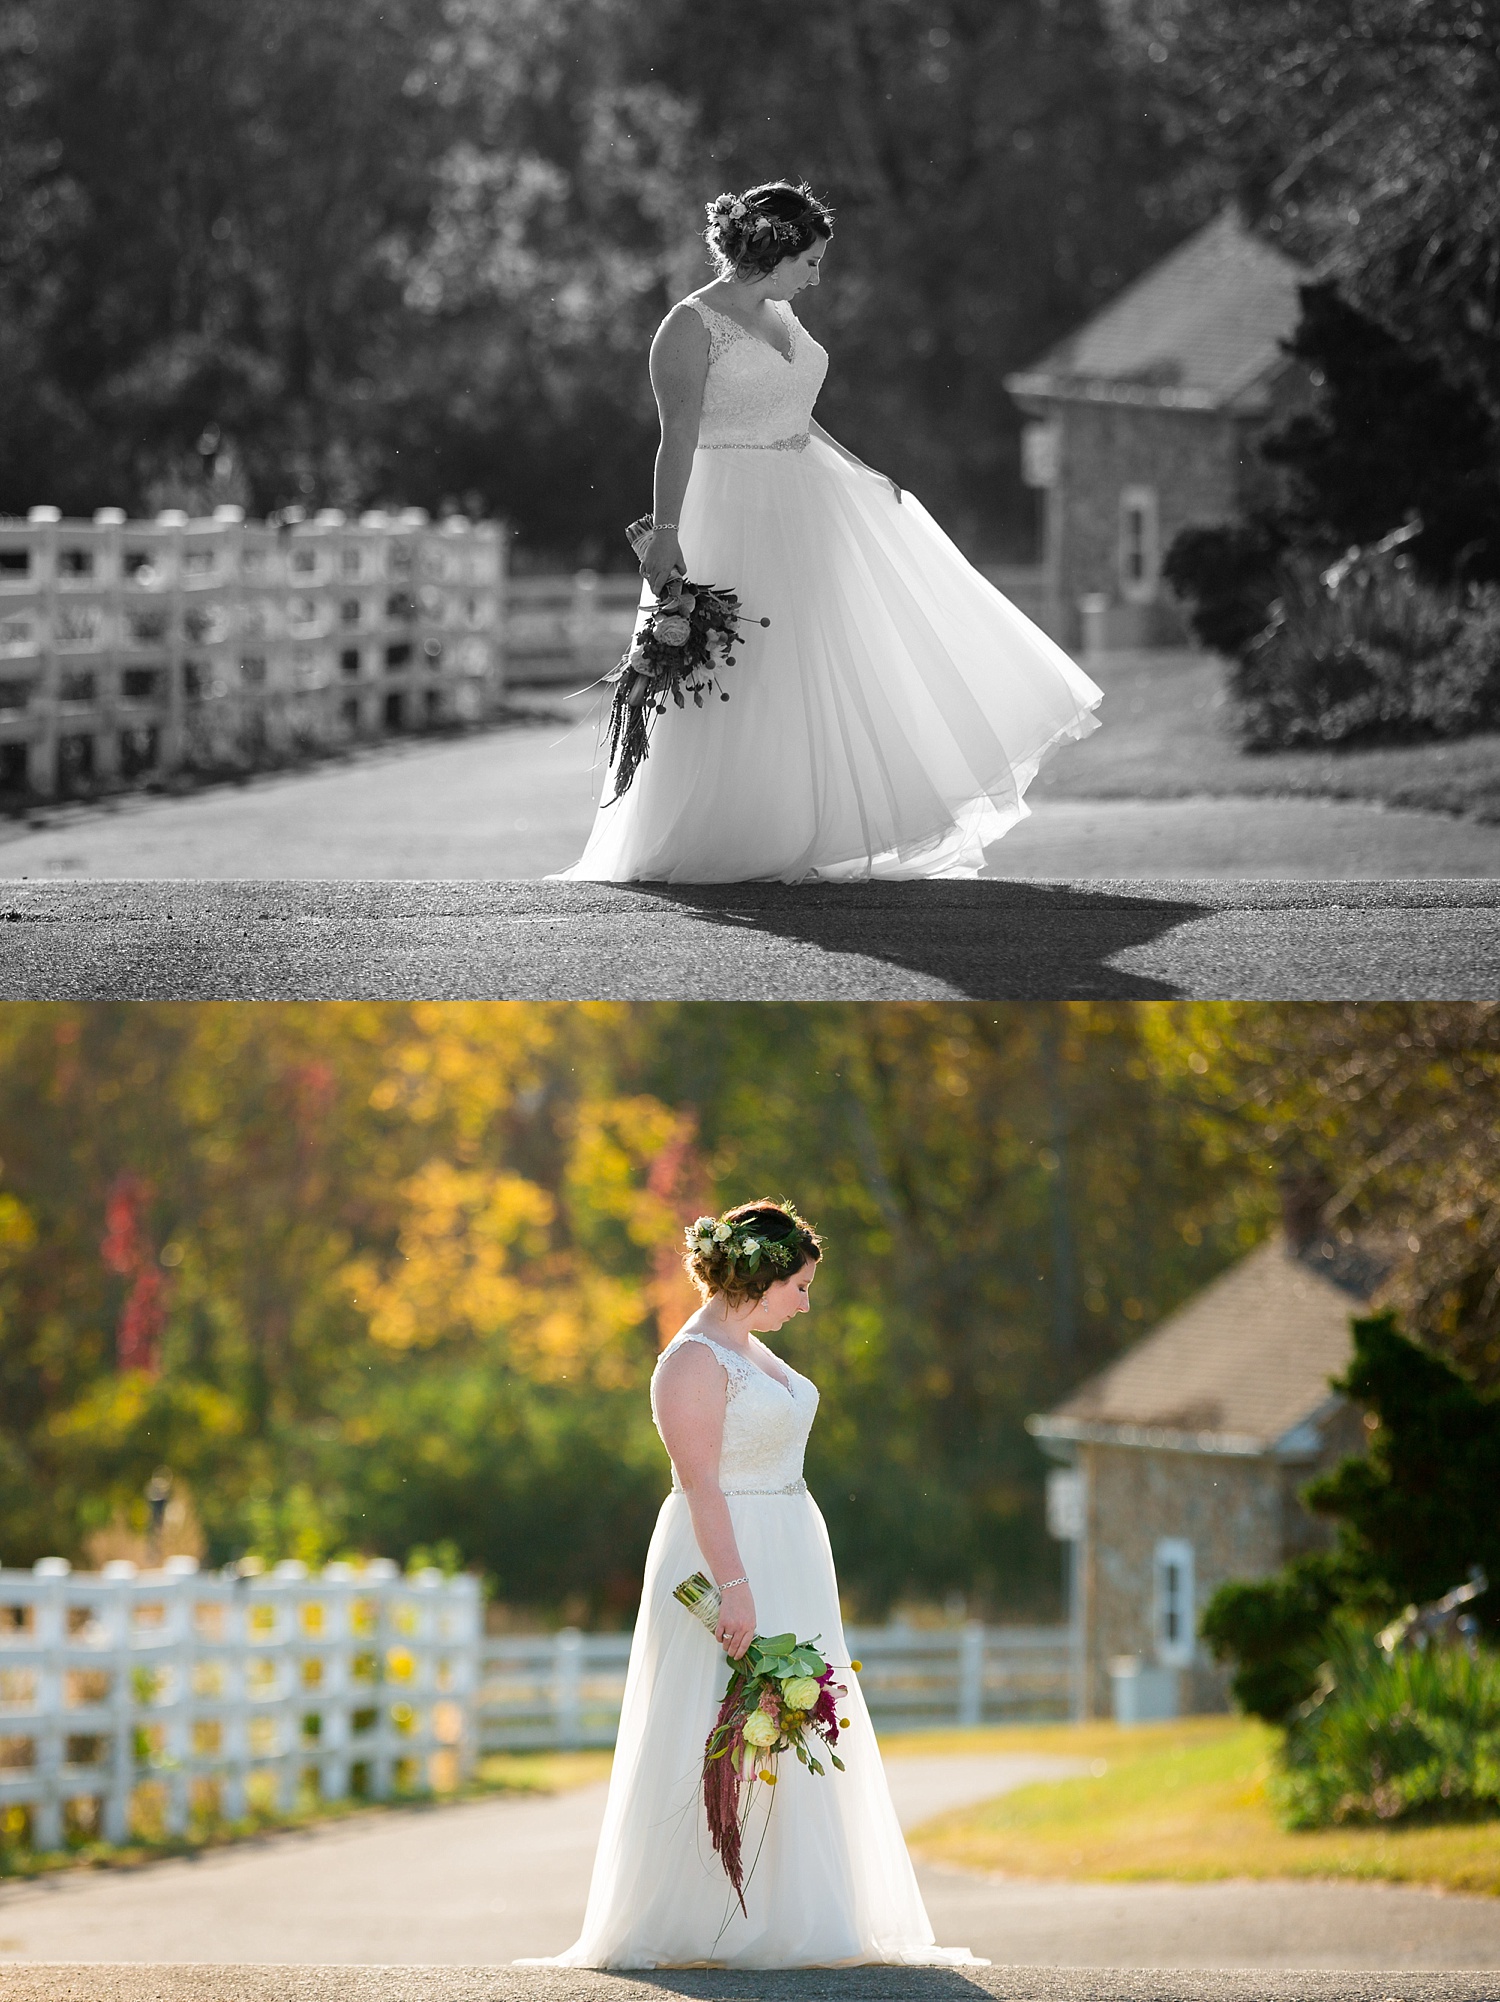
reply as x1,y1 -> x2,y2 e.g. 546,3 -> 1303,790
453,1574 -> 481,1782
100,1560 -> 135,1843
30,1557 -> 69,1850
554,1627 -> 583,1750
161,1555 -> 198,1836
958,1619 -> 985,1727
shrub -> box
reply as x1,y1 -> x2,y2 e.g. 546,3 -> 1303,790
1199,1555 -> 1341,1725
1276,1623 -> 1500,1829
1161,516 -> 1288,656
1232,545 -> 1500,750
1201,1314 -> 1500,1724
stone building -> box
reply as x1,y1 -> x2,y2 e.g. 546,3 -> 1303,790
1004,207 -> 1313,652
1028,1230 -> 1379,1719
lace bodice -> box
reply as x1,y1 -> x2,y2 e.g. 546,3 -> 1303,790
684,298 -> 829,450
651,1329 -> 818,1494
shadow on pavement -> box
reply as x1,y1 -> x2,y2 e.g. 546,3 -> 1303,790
605,1973 -> 992,2000
614,881 -> 1212,998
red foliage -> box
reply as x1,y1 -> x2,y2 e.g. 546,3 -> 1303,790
704,1669 -> 750,1913
101,1172 -> 169,1375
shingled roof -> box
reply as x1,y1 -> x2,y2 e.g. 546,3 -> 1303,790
1028,1234 -> 1382,1458
1004,206 -> 1309,415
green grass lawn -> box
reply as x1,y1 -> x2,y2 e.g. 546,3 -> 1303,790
1031,650 -> 1500,822
899,1718 -> 1500,1899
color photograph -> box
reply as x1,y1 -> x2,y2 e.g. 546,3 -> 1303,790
0,1002 -> 1495,1995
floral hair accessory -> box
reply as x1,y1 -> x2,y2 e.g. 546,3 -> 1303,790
685,1207 -> 810,1277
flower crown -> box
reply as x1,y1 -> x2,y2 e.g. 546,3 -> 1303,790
685,1208 -> 808,1277
707,193 -> 798,251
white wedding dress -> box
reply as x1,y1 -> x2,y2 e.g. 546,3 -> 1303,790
521,1329 -> 984,1968
558,295 -> 1102,883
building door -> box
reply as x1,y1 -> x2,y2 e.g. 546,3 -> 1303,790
1118,486 -> 1161,606
1153,1537 -> 1196,1667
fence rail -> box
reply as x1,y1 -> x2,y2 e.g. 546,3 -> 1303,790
0,1557 -> 480,1849
0,506 -> 1060,795
479,1620 -> 1075,1751
0,1551 -> 1075,1848
506,571 -> 643,685
0,506 -> 505,795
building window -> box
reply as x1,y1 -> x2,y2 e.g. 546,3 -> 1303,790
1153,1537 -> 1195,1667
1118,485 -> 1160,605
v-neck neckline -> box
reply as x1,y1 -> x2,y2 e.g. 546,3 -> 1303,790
688,1327 -> 794,1394
697,296 -> 796,365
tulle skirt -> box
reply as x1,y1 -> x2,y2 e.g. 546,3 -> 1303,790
556,436 -> 1102,883
518,1489 -> 982,1968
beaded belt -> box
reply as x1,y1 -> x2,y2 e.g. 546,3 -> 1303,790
699,433 -> 810,453
672,1476 -> 807,1495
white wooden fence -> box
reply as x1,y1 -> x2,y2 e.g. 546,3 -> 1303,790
0,506 -> 505,795
505,570 -> 643,685
0,1550 -> 1074,1850
501,568 -> 1057,685
0,1557 -> 480,1849
479,1620 -> 1076,1750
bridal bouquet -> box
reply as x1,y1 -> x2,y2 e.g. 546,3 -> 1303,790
604,515 -> 769,801
674,1571 -> 854,1908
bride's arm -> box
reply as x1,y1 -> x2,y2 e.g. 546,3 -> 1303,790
809,419 -> 902,503
643,307 -> 710,594
653,1344 -> 758,1659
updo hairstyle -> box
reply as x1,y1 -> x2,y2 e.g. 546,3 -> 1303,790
704,181 -> 835,281
684,1198 -> 823,1308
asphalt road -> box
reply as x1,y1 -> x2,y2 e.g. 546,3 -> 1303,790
0,879 -> 1495,1000
3,1972 -> 1498,2002
1,1756 -> 1496,1974
0,705 -> 1497,884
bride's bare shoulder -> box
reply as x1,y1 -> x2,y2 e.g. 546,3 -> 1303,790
654,1334 -> 728,1407
656,299 -> 713,344
650,301 -> 711,383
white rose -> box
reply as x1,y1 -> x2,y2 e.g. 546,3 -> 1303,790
713,1223 -> 732,1243
742,1710 -> 779,1748
781,1675 -> 822,1712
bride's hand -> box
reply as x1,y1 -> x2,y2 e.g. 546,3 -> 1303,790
643,527 -> 686,597
716,1581 -> 756,1661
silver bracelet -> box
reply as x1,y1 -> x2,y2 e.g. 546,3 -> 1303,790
651,521 -> 678,533
717,1574 -> 748,1591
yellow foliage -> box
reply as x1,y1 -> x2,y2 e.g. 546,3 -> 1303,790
346,1155 -> 648,1384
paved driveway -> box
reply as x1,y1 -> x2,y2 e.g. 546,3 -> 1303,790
1,879 -> 1496,1001
0,708 -> 1496,883
1,1756 -> 1496,1971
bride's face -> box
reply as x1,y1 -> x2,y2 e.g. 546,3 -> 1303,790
765,240 -> 827,300
752,1260 -> 818,1331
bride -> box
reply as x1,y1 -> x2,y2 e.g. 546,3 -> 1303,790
523,1200 -> 983,1969
558,179 -> 1102,884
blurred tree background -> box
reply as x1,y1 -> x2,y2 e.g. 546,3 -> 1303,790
0,1001 -> 1493,1624
3,1 -> 1488,575
0,0 -> 1198,562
